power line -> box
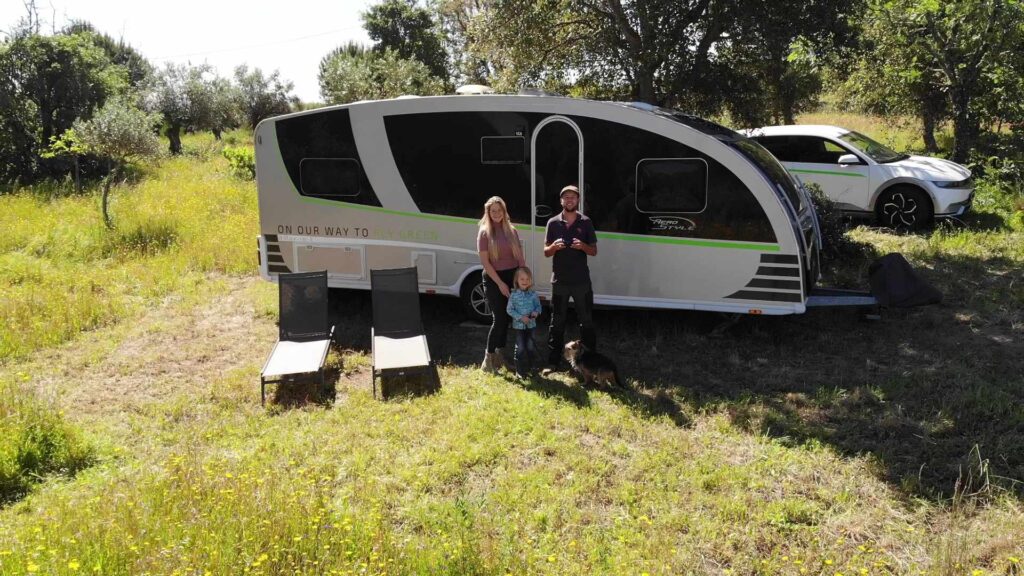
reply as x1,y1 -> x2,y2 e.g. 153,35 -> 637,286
151,25 -> 364,60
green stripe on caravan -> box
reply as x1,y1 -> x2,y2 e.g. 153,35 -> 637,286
297,197 -> 780,252
788,168 -> 866,178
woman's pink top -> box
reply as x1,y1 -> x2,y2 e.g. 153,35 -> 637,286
478,227 -> 522,271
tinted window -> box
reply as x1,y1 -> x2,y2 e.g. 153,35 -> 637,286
730,138 -> 804,216
274,109 -> 381,207
571,116 -> 775,243
755,135 -> 847,164
481,136 -> 525,164
299,158 -> 361,198
385,112 -> 533,223
635,159 -> 707,213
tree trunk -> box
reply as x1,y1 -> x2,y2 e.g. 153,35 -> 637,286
212,128 -> 222,141
921,109 -> 938,154
74,155 -> 81,194
101,161 -> 120,229
167,123 -> 183,155
950,87 -> 975,164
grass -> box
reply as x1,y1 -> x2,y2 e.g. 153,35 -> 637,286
0,124 -> 1022,574
0,131 -> 257,360
0,377 -> 93,504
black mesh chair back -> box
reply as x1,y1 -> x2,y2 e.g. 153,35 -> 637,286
370,267 -> 423,338
278,271 -> 330,341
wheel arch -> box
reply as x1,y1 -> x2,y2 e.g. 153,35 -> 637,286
871,179 -> 935,214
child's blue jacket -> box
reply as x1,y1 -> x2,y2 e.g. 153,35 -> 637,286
506,289 -> 542,329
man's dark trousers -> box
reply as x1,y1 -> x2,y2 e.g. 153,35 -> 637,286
547,282 -> 596,363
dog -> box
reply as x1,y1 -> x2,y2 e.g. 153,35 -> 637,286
563,340 -> 622,387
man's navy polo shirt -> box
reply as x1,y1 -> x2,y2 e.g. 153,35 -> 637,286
545,212 -> 597,285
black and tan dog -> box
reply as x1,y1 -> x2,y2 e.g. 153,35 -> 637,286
563,340 -> 622,387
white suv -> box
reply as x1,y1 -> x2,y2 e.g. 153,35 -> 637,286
742,125 -> 974,230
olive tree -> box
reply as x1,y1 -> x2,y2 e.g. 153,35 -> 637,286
318,47 -> 445,104
74,98 -> 161,227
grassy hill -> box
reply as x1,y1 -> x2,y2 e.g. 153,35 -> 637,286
0,125 -> 1022,575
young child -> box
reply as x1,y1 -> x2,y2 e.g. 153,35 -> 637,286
506,267 -> 543,377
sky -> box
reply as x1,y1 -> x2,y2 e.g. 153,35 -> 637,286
0,0 -> 376,103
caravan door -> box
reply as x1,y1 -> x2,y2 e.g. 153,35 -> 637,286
530,116 -> 584,296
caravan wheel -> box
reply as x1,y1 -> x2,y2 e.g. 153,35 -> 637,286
460,271 -> 491,324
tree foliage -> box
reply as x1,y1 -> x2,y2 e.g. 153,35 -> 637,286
846,0 -> 1024,162
73,97 -> 161,227
145,63 -> 226,154
318,47 -> 445,104
233,65 -> 297,129
364,0 -> 449,82
720,0 -> 861,126
0,32 -> 124,182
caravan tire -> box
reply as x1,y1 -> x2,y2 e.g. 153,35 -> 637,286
876,186 -> 933,231
460,271 -> 491,324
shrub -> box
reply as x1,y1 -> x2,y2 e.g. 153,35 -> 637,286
222,146 -> 255,180
0,379 -> 94,503
805,183 -> 873,263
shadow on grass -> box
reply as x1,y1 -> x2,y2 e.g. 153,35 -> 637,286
315,248 -> 1023,501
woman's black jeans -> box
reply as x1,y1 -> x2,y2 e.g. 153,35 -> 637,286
483,267 -> 517,353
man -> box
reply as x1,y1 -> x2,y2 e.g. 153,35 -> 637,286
544,184 -> 597,368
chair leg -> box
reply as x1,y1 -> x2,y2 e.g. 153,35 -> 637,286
372,370 -> 377,399
261,377 -> 265,406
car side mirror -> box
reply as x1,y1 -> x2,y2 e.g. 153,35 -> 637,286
838,153 -> 860,165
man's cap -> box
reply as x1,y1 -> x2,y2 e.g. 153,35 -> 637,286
559,185 -> 579,197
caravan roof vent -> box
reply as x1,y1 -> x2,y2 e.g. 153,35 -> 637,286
455,84 -> 494,95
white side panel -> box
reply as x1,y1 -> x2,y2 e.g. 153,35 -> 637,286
349,108 -> 419,212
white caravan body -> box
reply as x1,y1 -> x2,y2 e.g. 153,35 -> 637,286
255,95 -> 821,317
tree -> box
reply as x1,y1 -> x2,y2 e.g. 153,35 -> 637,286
234,65 -> 297,129
721,0 -> 861,126
0,32 -> 123,181
145,63 -> 218,154
459,0 -> 742,108
837,10 -> 949,152
318,47 -> 445,104
363,0 -> 449,81
462,0 -> 587,93
871,0 -> 1024,162
206,76 -> 242,140
73,97 -> 161,227
61,21 -> 153,89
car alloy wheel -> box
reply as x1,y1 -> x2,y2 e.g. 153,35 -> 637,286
878,187 -> 932,231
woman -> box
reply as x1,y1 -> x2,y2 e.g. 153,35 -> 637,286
478,196 -> 526,372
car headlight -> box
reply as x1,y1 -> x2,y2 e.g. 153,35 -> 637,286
933,178 -> 973,189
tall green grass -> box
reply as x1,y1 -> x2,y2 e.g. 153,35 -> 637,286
0,133 -> 257,360
0,377 -> 93,503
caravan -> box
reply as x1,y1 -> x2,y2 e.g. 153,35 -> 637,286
255,94 -> 824,321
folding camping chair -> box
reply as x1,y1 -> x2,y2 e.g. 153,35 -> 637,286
260,271 -> 335,405
370,267 -> 438,399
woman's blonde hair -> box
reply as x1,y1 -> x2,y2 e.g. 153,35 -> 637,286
479,196 -> 522,262
514,266 -> 533,290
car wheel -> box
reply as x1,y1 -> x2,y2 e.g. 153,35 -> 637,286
877,186 -> 933,231
460,271 -> 491,324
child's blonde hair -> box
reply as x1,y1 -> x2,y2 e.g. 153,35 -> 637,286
513,266 -> 534,290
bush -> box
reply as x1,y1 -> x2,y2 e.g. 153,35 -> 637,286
222,146 -> 255,180
806,183 -> 874,263
0,379 -> 94,503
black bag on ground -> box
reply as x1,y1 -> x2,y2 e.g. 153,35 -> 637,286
868,253 -> 943,307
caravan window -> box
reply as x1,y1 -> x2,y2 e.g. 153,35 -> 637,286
299,158 -> 362,198
635,159 -> 708,213
481,136 -> 525,164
